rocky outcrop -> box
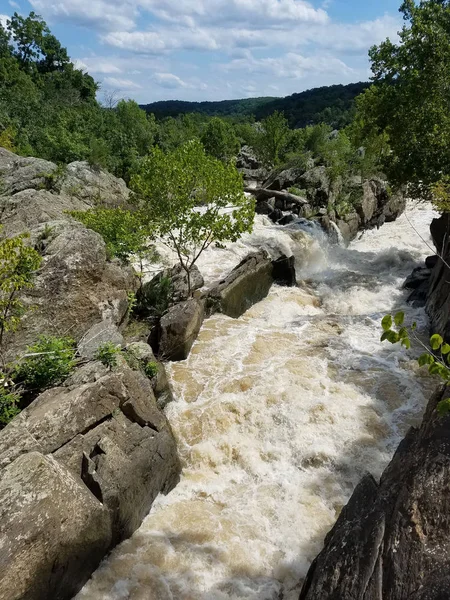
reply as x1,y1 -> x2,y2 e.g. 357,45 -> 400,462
205,251 -> 274,318
236,145 -> 268,185
426,213 -> 450,342
151,298 -> 205,361
0,361 -> 180,600
299,385 -> 450,600
0,148 -> 137,360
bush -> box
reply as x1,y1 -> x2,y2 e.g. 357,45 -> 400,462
70,206 -> 152,263
14,336 -> 77,391
0,377 -> 20,427
0,231 -> 42,345
144,361 -> 159,379
94,342 -> 121,369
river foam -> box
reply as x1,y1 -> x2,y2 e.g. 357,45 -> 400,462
78,201 -> 438,600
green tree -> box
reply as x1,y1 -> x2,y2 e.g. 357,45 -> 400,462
200,117 -> 240,162
356,0 -> 450,199
0,231 -> 42,347
253,111 -> 290,167
131,140 -> 255,292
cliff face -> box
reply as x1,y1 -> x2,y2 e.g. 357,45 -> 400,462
426,213 -> 450,342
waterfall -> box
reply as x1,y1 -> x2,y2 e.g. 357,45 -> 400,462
77,201 -> 438,600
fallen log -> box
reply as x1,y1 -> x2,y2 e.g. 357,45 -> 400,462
244,187 -> 308,206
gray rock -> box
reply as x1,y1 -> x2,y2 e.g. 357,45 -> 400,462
0,363 -> 180,599
272,255 -> 296,286
299,385 -> 450,600
78,320 -> 124,359
4,223 -> 136,361
126,341 -> 156,362
404,267 -> 432,290
59,161 -> 130,206
0,451 -> 111,600
0,148 -> 58,196
206,251 -> 274,318
263,167 -> 305,192
255,200 -> 273,215
236,146 -> 261,170
153,299 -> 205,361
427,239 -> 450,342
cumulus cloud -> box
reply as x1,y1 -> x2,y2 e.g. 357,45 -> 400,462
103,77 -> 142,89
153,72 -> 188,88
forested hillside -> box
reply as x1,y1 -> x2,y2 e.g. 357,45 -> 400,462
140,82 -> 369,128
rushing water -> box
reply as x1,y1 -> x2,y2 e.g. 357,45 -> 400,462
78,201 -> 439,600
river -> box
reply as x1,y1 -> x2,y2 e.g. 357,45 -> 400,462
77,201 -> 438,600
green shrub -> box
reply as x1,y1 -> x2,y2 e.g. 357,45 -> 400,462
0,377 -> 20,427
0,231 -> 43,345
94,342 -> 121,369
144,361 -> 159,379
69,207 -> 152,263
14,336 -> 77,391
135,274 -> 172,319
288,186 -> 303,196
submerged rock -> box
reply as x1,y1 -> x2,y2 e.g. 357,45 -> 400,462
299,385 -> 450,600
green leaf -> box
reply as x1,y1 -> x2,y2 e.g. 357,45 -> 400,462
398,327 -> 409,340
441,343 -> 450,355
437,398 -> 450,417
386,330 -> 400,344
401,338 -> 411,349
429,363 -> 444,376
411,322 -> 417,331
430,334 -> 444,351
381,315 -> 393,332
394,311 -> 405,326
418,353 -> 434,367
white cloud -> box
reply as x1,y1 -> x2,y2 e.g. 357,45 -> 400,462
74,58 -> 122,74
0,14 -> 8,27
103,77 -> 142,89
153,72 -> 188,88
9,1 -> 20,10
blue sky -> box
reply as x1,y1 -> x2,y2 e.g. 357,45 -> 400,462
0,0 -> 403,104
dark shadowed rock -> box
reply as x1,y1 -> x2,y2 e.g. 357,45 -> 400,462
299,385 -> 450,600
269,208 -> 283,223
278,214 -> 296,226
263,166 -> 305,191
0,452 -> 112,600
426,255 -> 439,269
206,251 -> 273,318
152,298 -> 205,361
255,200 -> 273,215
430,213 -> 450,254
272,255 -> 296,286
404,267 -> 432,290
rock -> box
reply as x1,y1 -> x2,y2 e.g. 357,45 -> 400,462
0,452 -> 112,600
125,342 -> 173,409
357,180 -> 378,223
59,161 -> 130,206
126,341 -> 156,362
426,255 -> 439,269
206,251 -> 273,318
427,242 -> 450,343
152,299 -> 205,361
278,214 -> 296,226
263,167 -> 304,192
269,208 -> 283,223
136,264 -> 204,319
3,223 -> 136,361
272,255 -> 296,286
255,200 -> 273,215
78,320 -> 124,359
0,362 -> 180,599
0,147 -> 58,196
404,267 -> 432,290
236,146 -> 261,170
299,385 -> 450,600
430,213 -> 450,254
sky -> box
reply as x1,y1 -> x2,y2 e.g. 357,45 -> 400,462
0,0 -> 403,104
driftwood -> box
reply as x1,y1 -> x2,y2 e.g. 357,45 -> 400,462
244,187 -> 308,206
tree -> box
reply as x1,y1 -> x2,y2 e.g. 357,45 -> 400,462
131,140 -> 255,292
0,231 -> 42,347
253,111 -> 290,167
356,0 -> 450,199
200,117 -> 240,162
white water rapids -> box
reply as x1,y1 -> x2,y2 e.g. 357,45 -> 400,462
78,202 -> 439,600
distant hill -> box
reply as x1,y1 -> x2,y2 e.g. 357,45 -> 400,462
140,82 -> 370,129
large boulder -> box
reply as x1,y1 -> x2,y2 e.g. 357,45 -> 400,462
136,264 -> 204,319
263,166 -> 305,192
59,161 -> 130,206
0,362 -> 180,600
0,147 -> 58,196
206,251 -> 274,318
151,298 -> 205,361
426,217 -> 450,342
4,223 -> 136,360
78,320 -> 125,360
0,452 -> 112,600
299,385 -> 450,600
